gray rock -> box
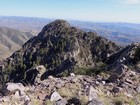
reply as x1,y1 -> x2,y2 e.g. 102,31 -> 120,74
14,91 -> 20,99
70,73 -> 75,77
20,95 -> 31,102
95,81 -> 100,85
125,79 -> 133,84
101,81 -> 106,85
3,83 -> 25,95
50,91 -> 62,102
84,77 -> 93,83
37,94 -> 47,100
70,77 -> 78,83
55,83 -> 63,89
129,71 -> 136,76
0,96 -> 10,102
136,85 -> 140,94
88,86 -> 99,101
88,99 -> 104,105
24,100 -> 31,105
55,98 -> 67,105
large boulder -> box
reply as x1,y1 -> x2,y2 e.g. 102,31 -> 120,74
88,86 -> 101,101
2,83 -> 25,95
136,85 -> 140,94
50,91 -> 62,102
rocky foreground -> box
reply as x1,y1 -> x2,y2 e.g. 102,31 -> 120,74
0,64 -> 140,105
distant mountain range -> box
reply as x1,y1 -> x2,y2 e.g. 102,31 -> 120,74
0,27 -> 33,60
70,21 -> 140,45
0,16 -> 140,45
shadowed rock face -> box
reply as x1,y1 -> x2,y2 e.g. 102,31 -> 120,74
0,20 -> 120,84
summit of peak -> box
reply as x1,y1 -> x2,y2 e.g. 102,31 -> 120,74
51,19 -> 70,27
41,19 -> 70,32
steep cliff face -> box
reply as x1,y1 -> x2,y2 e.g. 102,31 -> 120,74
0,20 -> 120,84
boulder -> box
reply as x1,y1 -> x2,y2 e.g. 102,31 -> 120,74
136,85 -> 140,94
124,92 -> 133,98
23,95 -> 31,105
101,81 -> 106,85
55,98 -> 67,105
88,86 -> 99,101
50,91 -> 62,102
70,73 -> 75,77
3,83 -> 25,95
14,91 -> 20,99
70,77 -> 78,83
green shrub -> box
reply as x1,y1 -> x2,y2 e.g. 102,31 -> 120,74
74,62 -> 107,76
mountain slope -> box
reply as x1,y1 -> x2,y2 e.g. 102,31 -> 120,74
0,27 -> 33,60
0,20 -> 120,84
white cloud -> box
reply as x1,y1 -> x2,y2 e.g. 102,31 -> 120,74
123,0 -> 140,4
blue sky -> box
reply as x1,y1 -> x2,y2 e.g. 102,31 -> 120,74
0,0 -> 140,23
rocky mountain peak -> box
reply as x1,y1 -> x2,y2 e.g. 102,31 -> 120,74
37,20 -> 72,39
0,20 -> 120,84
41,19 -> 70,33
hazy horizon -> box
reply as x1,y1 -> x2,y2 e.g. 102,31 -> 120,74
0,0 -> 140,23
1,15 -> 140,24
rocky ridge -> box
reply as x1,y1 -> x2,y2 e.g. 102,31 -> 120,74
0,20 -> 119,85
